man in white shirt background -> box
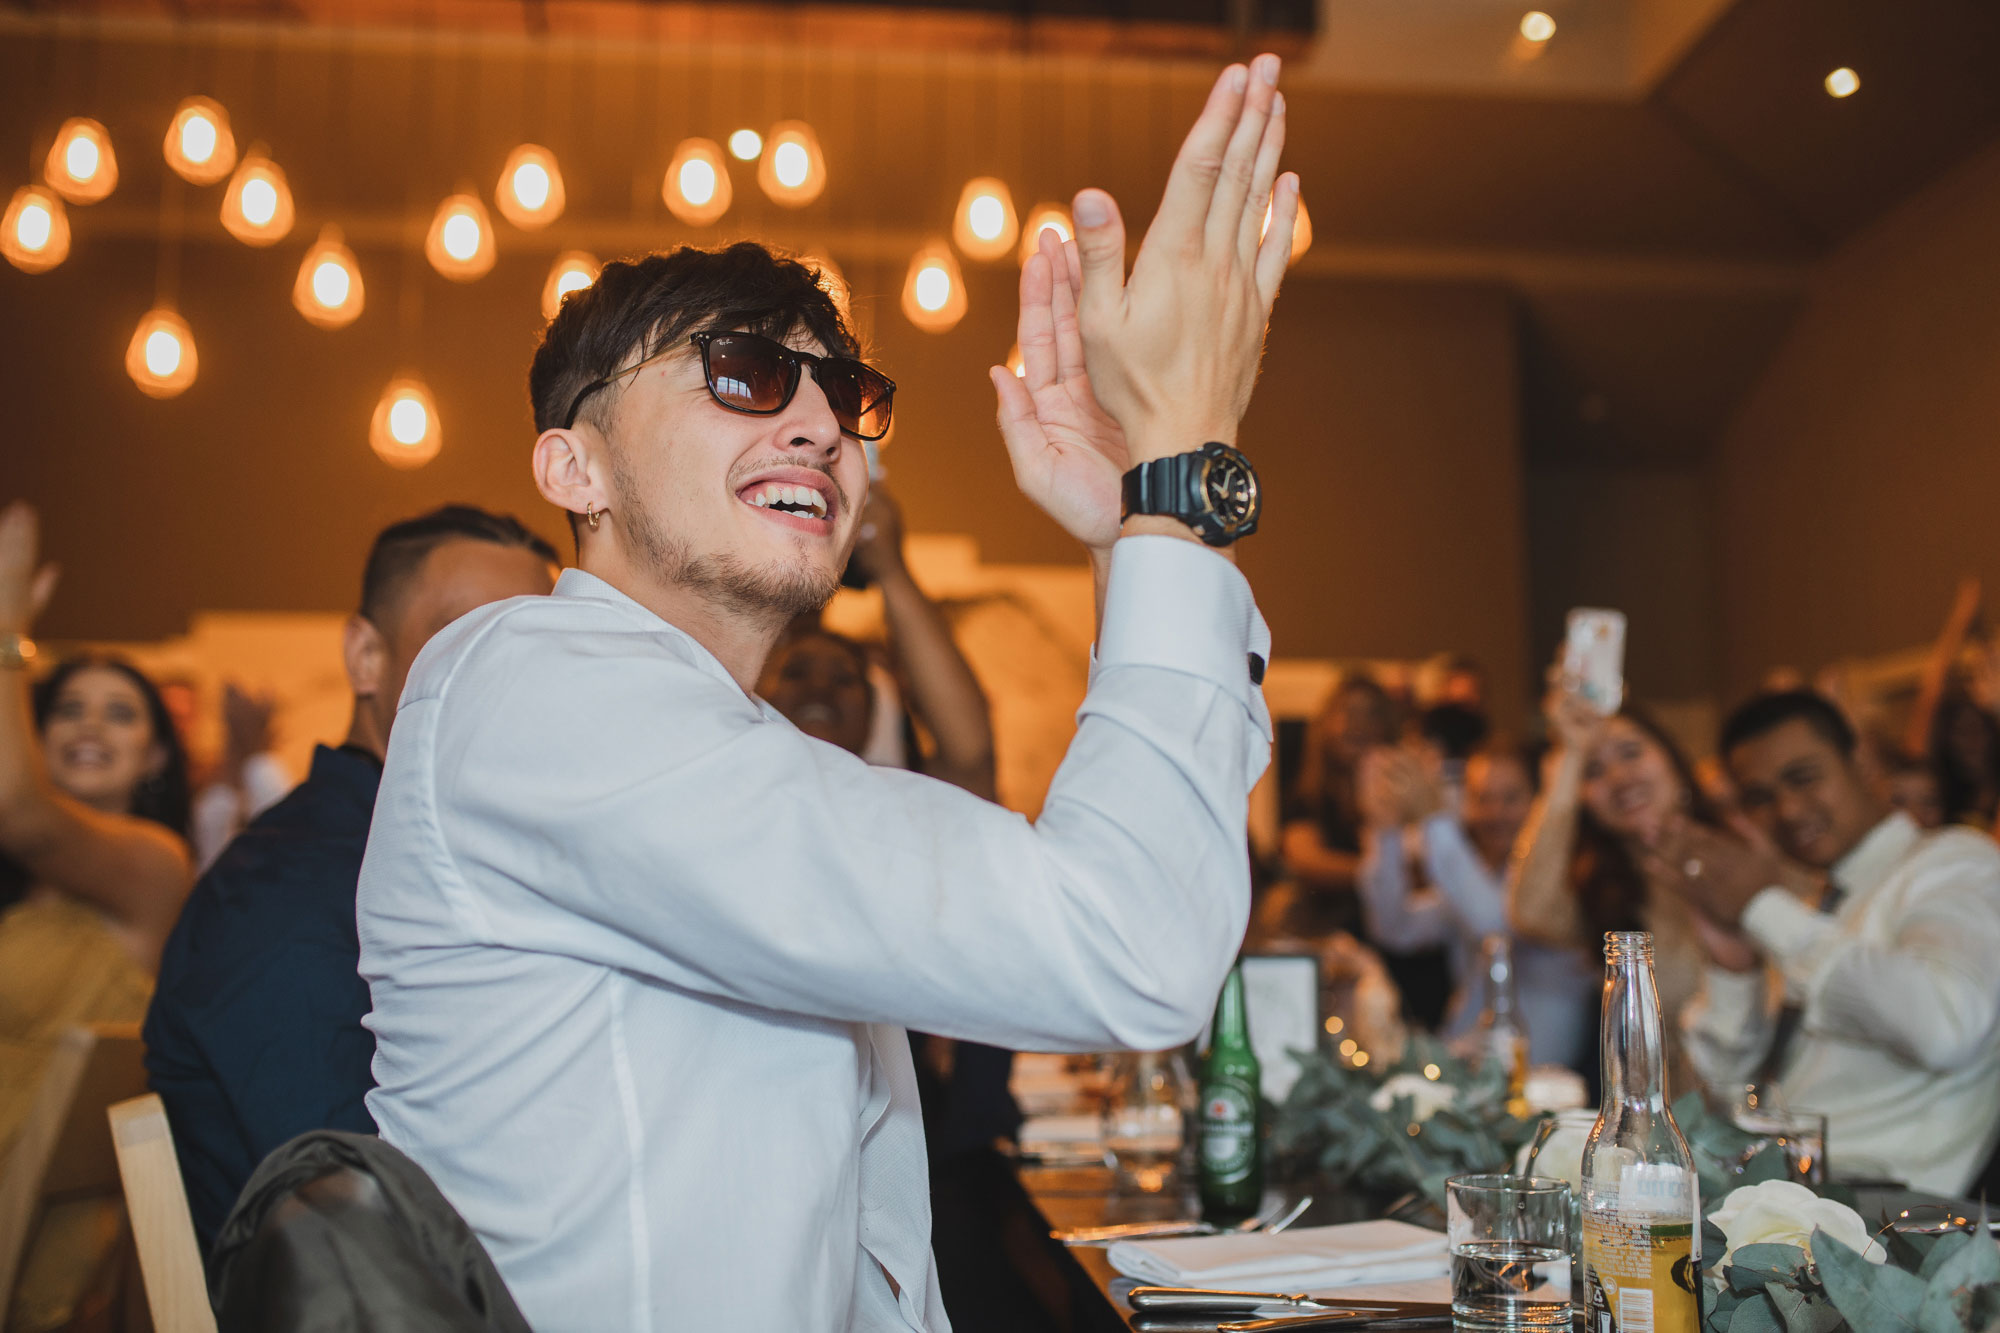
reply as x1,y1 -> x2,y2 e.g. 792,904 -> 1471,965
358,56 -> 1298,1333
1663,690 -> 2000,1194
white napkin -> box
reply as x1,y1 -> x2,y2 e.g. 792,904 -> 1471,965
1108,1219 -> 1449,1292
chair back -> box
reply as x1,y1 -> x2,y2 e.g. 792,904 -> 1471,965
0,1021 -> 147,1314
107,1094 -> 218,1333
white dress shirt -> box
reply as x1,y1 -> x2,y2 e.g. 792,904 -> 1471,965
1683,811 -> 2000,1193
356,537 -> 1271,1333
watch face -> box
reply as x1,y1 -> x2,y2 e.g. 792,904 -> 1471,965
1200,448 -> 1260,532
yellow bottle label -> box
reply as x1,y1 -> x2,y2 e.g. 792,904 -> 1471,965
1581,1214 -> 1700,1333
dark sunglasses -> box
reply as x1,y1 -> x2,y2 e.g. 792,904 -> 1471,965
562,330 -> 895,440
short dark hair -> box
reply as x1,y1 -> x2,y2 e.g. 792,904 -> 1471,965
1420,703 -> 1490,761
1719,689 -> 1858,761
528,243 -> 858,438
359,505 -> 559,626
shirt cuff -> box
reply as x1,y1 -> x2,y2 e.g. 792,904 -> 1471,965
1096,535 -> 1272,716
1742,886 -> 1841,994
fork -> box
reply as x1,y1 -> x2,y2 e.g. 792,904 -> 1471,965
1055,1194 -> 1313,1246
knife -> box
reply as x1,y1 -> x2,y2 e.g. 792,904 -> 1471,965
1217,1309 -> 1454,1331
1128,1287 -> 1397,1314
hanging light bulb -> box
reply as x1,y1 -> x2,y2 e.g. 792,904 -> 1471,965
1261,191 -> 1313,265
291,226 -> 364,329
1017,202 -> 1074,265
1005,343 -> 1026,378
541,250 -> 600,321
2,185 -> 70,273
220,151 -> 295,246
901,240 -> 967,334
728,129 -> 763,161
124,307 -> 198,399
495,143 -> 565,230
370,376 -> 442,468
165,96 -> 237,185
45,118 -> 117,204
663,138 -> 731,226
952,177 -> 1019,263
424,193 -> 496,281
757,121 -> 826,208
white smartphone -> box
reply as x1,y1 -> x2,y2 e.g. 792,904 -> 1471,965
1563,608 -> 1627,716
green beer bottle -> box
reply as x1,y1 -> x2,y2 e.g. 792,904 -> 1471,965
1198,962 -> 1263,1224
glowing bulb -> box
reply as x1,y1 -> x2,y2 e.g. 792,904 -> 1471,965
292,226 -> 365,329
424,194 -> 495,281
165,96 -> 237,185
496,144 -> 565,229
220,152 -> 294,245
1260,191 -> 1313,265
757,121 -> 826,208
952,177 -> 1019,262
728,129 -> 763,160
664,138 -> 731,226
900,240 -> 967,333
1520,11 -> 1556,42
1018,202 -> 1074,264
1006,343 -> 1025,378
46,118 -> 117,204
370,376 -> 442,468
541,250 -> 601,321
2,185 -> 70,272
124,308 -> 197,398
1825,67 -> 1860,98
67,138 -> 98,178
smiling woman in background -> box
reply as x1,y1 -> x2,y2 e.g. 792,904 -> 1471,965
0,502 -> 194,1162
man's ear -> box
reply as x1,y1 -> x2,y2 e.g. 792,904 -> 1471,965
344,613 -> 388,700
533,427 -> 611,523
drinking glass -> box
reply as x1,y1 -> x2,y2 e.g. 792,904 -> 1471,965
1446,1174 -> 1573,1330
1523,1108 -> 1596,1316
1100,1050 -> 1194,1194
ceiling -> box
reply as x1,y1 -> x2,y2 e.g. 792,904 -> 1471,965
1,0 -> 1997,466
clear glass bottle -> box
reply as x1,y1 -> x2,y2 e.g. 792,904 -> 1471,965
1101,1050 -> 1193,1194
1468,934 -> 1531,1115
1580,931 -> 1701,1333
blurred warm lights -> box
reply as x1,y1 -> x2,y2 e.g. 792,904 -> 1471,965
425,193 -> 496,281
221,153 -> 295,245
124,308 -> 197,398
1324,1015 -> 1345,1035
1520,11 -> 1556,42
953,177 -> 1019,263
1005,343 -> 1025,377
370,376 -> 442,468
2,185 -> 70,273
728,129 -> 763,161
541,250 -> 600,321
165,96 -> 236,185
1352,1051 -> 1370,1068
1825,67 -> 1860,98
1338,1038 -> 1358,1057
664,138 -> 732,226
1261,192 -> 1313,265
292,226 -> 364,329
757,121 -> 826,208
496,143 -> 565,229
45,118 -> 117,204
1018,202 -> 1074,264
901,240 -> 967,334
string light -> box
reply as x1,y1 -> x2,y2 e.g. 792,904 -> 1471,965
124,308 -> 197,398
370,376 -> 442,468
424,193 -> 496,281
757,121 -> 826,208
291,226 -> 364,329
2,185 -> 70,273
728,129 -> 763,161
541,250 -> 600,321
496,143 -> 565,229
901,240 -> 967,334
221,152 -> 295,246
1260,192 -> 1313,265
1018,202 -> 1073,264
164,96 -> 236,185
1520,11 -> 1556,42
664,138 -> 731,226
1825,67 -> 1860,98
45,118 -> 117,204
952,177 -> 1019,263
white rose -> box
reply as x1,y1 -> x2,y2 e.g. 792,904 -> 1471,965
1369,1072 -> 1458,1124
1708,1180 -> 1886,1269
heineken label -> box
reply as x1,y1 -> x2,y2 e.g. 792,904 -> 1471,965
1199,1080 -> 1257,1183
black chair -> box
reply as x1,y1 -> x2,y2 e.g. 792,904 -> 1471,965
207,1131 -> 532,1333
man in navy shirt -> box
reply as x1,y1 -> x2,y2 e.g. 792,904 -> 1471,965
144,505 -> 558,1251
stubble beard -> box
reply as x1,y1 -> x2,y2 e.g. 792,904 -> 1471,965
610,451 -> 839,628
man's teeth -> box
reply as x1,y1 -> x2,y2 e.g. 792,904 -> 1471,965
748,483 -> 829,518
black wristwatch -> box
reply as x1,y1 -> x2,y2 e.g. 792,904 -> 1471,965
1120,442 -> 1262,547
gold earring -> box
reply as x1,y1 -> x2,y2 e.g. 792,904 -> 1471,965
585,504 -> 602,531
